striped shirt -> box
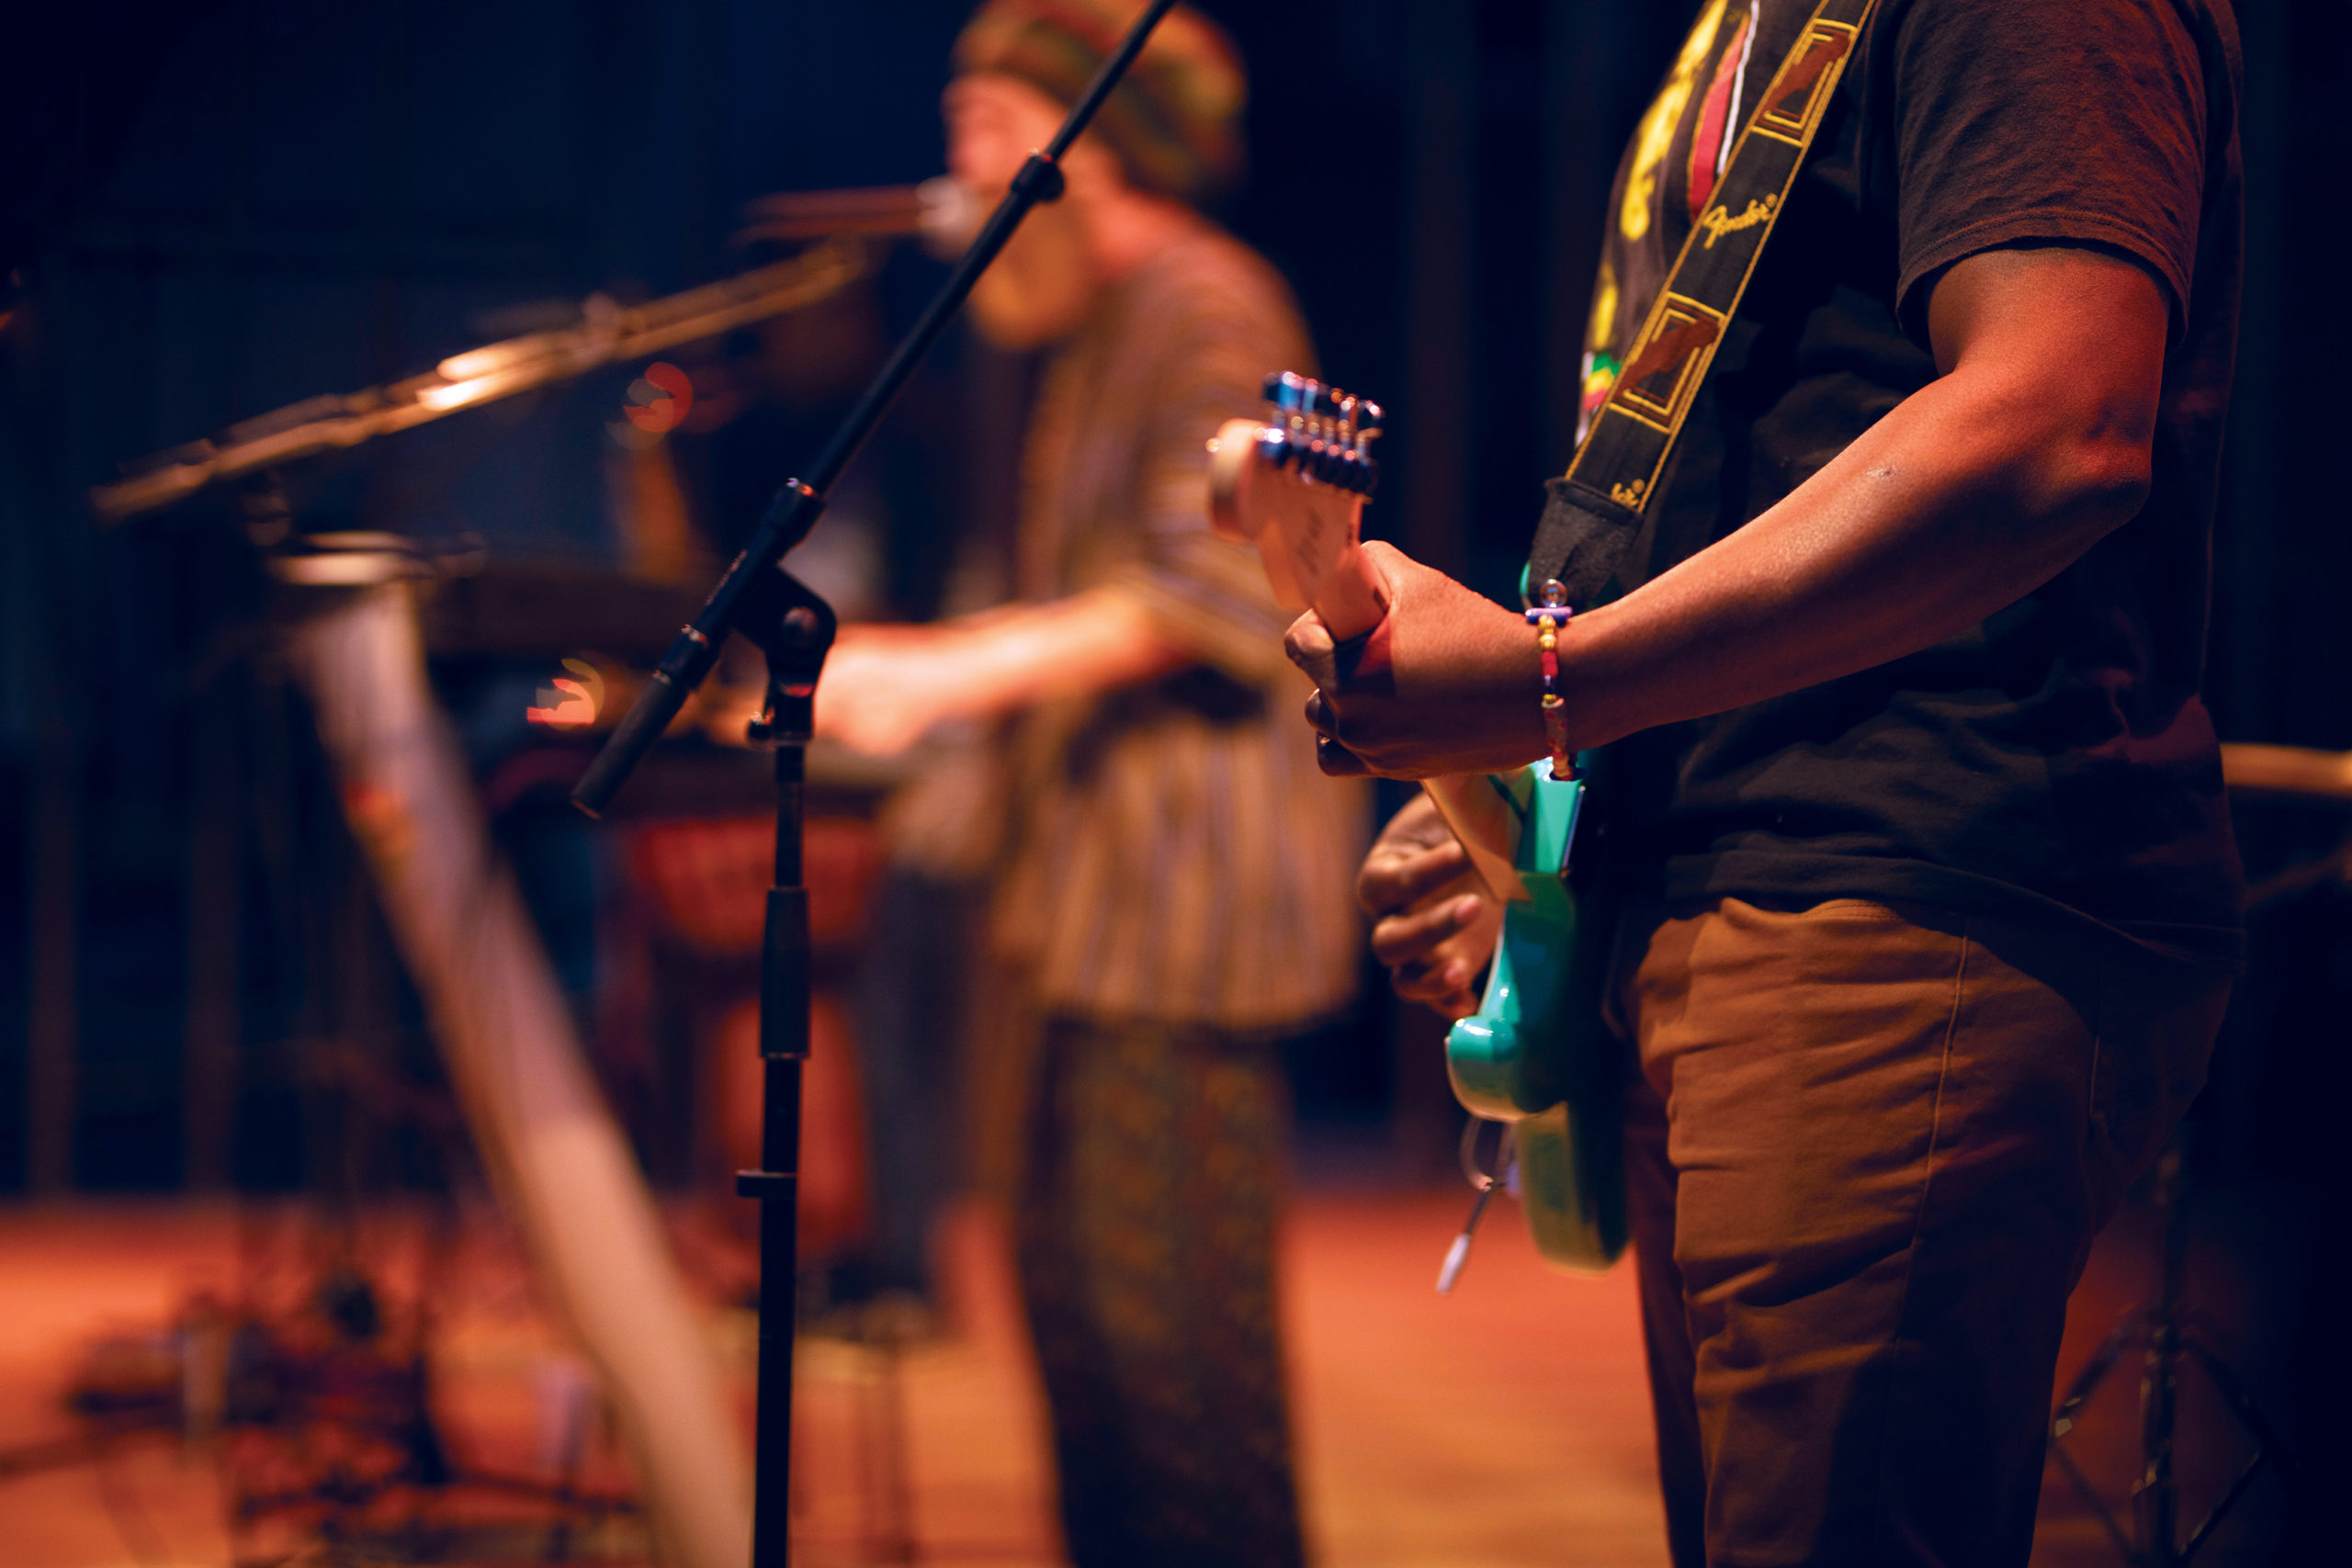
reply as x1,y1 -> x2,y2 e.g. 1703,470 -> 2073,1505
989,225 -> 1367,1032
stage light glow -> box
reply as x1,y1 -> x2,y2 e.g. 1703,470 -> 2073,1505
622,361 -> 695,434
526,658 -> 606,727
417,375 -> 498,412
435,344 -> 522,381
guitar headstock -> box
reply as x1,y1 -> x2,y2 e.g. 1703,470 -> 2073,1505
1208,372 -> 1385,615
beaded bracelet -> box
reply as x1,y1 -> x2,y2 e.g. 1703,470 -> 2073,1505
1523,578 -> 1577,779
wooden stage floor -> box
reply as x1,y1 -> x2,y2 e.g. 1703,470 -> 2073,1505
0,1185 -> 2290,1566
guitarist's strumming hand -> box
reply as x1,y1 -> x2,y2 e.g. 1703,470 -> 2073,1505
1283,541 -> 1551,780
1358,792 -> 1502,1019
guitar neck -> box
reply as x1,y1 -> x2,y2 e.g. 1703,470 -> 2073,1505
1312,539 -> 1389,643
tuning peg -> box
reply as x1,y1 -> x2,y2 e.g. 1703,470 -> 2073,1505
1263,370 -> 1312,414
1306,434 -> 1335,484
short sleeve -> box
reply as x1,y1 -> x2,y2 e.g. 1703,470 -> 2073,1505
1885,0 -> 2209,330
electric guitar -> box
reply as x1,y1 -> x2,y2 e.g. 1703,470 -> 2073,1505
1208,372 -> 1625,1274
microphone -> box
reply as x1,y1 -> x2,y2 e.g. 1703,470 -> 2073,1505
736,176 -> 981,259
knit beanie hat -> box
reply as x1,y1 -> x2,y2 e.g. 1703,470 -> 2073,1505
953,0 -> 1246,202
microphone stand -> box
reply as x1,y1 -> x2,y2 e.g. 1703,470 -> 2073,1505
569,5 -> 1180,1563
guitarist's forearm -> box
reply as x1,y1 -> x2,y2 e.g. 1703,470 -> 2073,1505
1558,367 -> 2148,748
1289,250 -> 2168,780
1555,246 -> 2166,751
1292,357 -> 2150,780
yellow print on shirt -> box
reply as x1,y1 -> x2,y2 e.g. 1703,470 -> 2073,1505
1587,256 -> 1619,354
1621,0 -> 1728,243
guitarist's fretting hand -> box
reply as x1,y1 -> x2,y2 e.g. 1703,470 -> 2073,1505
1284,542 -> 1549,779
1358,792 -> 1503,1019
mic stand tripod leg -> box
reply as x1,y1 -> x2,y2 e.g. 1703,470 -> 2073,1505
2048,1139 -> 2296,1566
2139,1146 -> 2188,1567
732,571 -> 838,1568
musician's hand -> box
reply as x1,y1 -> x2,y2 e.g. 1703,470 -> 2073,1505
1358,792 -> 1501,1020
1285,542 -> 1550,779
812,626 -> 959,757
816,592 -> 1189,756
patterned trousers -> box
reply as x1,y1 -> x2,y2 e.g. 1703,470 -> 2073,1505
1013,1014 -> 1306,1568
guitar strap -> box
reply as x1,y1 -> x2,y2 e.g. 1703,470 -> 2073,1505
1528,0 -> 1880,607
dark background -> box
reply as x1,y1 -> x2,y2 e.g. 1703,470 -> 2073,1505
2,3 -> 2346,1495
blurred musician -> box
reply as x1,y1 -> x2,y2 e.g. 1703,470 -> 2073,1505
813,5 -> 1363,1565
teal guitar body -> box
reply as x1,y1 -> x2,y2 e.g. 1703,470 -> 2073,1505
1440,760 -> 1626,1273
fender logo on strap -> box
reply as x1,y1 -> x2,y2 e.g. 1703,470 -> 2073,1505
1547,0 -> 1877,595
1696,193 -> 1779,249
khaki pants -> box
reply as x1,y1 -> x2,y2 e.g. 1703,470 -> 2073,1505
1615,897 -> 2229,1567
